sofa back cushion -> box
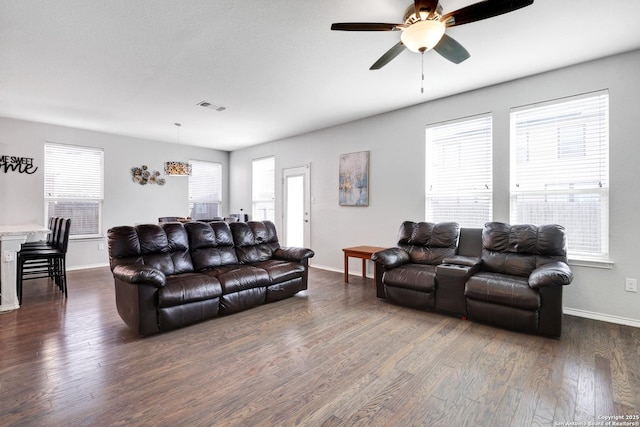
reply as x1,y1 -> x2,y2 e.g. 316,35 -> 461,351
397,221 -> 460,265
231,221 -> 280,263
482,222 -> 568,277
185,221 -> 239,271
107,223 -> 194,275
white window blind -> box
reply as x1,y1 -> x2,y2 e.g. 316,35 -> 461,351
44,143 -> 104,238
426,114 -> 493,227
188,160 -> 222,220
252,157 -> 275,221
510,90 -> 609,259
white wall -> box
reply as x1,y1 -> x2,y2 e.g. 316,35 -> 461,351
0,118 -> 229,268
229,49 -> 640,326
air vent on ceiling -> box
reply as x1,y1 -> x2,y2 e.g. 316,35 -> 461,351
197,101 -> 226,112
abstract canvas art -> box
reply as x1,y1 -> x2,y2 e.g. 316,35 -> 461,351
339,151 -> 369,206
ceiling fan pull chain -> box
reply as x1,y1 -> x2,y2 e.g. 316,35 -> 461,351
421,50 -> 425,94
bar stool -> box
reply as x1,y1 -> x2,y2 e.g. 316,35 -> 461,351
21,217 -> 61,250
16,218 -> 71,304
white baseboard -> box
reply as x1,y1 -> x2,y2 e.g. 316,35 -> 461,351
310,263 -> 341,274
310,264 -> 374,279
563,308 -> 640,328
68,263 -> 110,271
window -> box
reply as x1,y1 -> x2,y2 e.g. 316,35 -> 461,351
510,91 -> 609,260
188,160 -> 222,220
425,114 -> 493,227
252,157 -> 275,221
44,143 -> 104,238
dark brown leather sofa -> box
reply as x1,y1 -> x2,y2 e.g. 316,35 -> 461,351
107,220 -> 314,336
373,221 -> 574,337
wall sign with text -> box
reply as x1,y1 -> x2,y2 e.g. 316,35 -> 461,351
0,155 -> 38,174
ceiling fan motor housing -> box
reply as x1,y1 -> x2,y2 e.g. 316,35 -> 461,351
402,3 -> 444,24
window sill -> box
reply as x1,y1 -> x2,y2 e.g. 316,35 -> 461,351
568,258 -> 614,269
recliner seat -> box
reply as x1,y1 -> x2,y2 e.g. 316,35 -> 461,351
108,220 -> 314,336
374,221 -> 460,310
373,221 -> 573,337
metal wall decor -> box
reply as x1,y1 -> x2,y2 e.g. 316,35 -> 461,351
1,154 -> 38,174
131,165 -> 165,185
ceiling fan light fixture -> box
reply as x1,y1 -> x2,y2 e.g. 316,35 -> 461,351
400,20 -> 446,53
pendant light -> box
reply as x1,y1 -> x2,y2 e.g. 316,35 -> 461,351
164,123 -> 192,176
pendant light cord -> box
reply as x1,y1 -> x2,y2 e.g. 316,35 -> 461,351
175,122 -> 181,144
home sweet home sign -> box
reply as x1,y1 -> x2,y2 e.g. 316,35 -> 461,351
0,155 -> 38,174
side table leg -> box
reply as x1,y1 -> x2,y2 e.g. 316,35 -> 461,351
344,252 -> 349,283
362,258 -> 366,279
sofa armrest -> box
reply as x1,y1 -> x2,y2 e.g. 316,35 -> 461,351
112,264 -> 166,288
274,247 -> 315,261
437,256 -> 482,283
371,248 -> 410,269
442,255 -> 481,268
528,261 -> 573,289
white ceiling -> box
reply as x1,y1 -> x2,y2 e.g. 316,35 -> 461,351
2,0 -> 640,151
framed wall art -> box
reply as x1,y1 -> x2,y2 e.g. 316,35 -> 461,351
339,150 -> 369,206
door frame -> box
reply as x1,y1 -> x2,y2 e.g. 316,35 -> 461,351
282,164 -> 311,248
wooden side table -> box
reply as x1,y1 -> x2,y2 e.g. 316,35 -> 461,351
342,246 -> 386,284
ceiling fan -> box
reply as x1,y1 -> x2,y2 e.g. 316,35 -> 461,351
331,0 -> 534,70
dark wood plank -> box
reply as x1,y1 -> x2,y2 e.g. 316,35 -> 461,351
1,267 -> 639,426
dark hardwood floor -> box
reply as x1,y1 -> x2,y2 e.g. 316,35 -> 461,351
1,267 -> 639,426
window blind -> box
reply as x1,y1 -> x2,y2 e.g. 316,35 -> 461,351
188,160 -> 222,219
44,143 -> 104,237
426,114 -> 492,227
252,157 -> 275,221
510,90 -> 609,259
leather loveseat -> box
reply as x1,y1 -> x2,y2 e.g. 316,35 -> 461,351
372,221 -> 574,337
107,220 -> 314,336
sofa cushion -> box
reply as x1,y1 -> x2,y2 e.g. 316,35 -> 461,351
108,224 -> 195,275
465,272 -> 540,311
481,222 -> 569,277
382,264 -> 437,293
231,221 -> 280,263
397,221 -> 460,265
186,221 -> 239,270
251,259 -> 305,284
108,226 -> 141,261
158,273 -> 222,308
137,224 -> 196,275
207,265 -> 270,294
162,222 -> 195,274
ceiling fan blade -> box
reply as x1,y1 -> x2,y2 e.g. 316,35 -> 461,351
434,34 -> 470,64
441,0 -> 534,27
370,42 -> 407,70
414,0 -> 440,19
331,22 -> 401,31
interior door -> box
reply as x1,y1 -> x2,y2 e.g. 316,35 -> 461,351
282,165 -> 310,248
